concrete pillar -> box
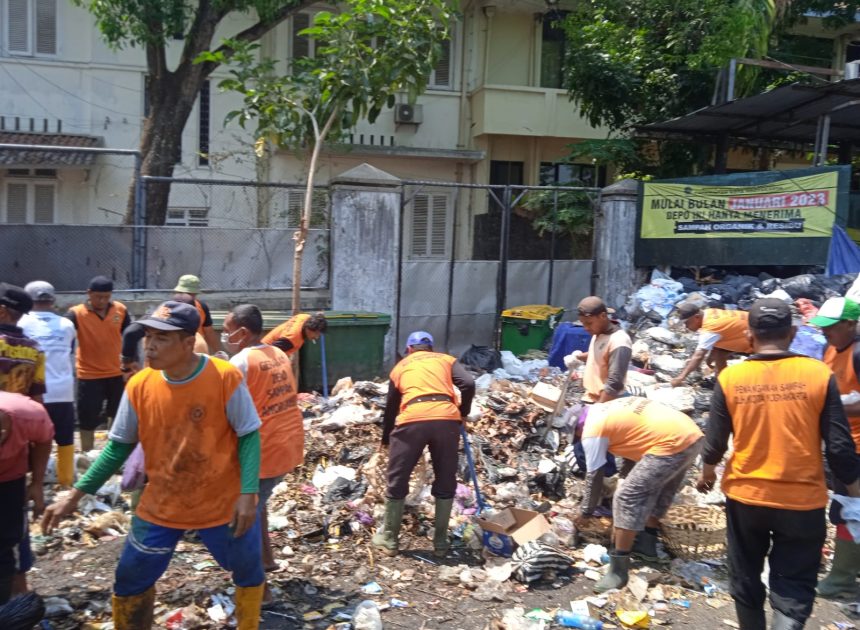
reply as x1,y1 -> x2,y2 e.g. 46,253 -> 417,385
593,178 -> 646,309
330,163 -> 402,366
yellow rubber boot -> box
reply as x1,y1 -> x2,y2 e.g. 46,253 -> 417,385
235,583 -> 264,630
56,445 -> 75,487
112,587 -> 155,630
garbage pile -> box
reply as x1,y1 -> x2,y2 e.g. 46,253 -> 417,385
32,268 -> 860,628
623,268 -> 859,327
30,342 -> 736,630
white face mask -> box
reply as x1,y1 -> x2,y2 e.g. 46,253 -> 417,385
220,328 -> 244,354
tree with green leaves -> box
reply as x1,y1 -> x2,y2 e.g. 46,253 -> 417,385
557,0 -> 783,178
203,0 -> 455,313
76,0 -> 323,224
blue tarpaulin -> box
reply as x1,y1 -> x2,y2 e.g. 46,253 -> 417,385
826,225 -> 860,275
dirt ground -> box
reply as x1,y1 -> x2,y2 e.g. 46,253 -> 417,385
28,522 -> 860,630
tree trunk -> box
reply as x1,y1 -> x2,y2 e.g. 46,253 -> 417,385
291,108 -> 339,314
125,76 -> 204,225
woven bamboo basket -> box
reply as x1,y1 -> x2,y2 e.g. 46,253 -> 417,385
660,505 -> 727,560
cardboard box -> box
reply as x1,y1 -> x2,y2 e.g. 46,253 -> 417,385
476,507 -> 552,557
529,382 -> 564,412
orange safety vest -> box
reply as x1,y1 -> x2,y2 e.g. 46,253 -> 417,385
262,313 -> 310,355
823,342 -> 860,453
390,351 -> 461,426
70,301 -> 127,379
241,345 -> 304,478
718,356 -> 832,510
193,299 -> 207,335
701,309 -> 753,354
129,357 -> 245,529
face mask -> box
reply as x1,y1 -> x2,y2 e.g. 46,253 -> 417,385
221,328 -> 243,354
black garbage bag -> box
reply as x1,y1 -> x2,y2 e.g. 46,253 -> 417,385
0,593 -> 45,630
724,274 -> 760,288
677,277 -> 700,293
323,476 -> 368,503
528,471 -> 566,501
704,284 -> 740,304
759,278 -> 781,294
816,274 -> 852,298
781,274 -> 826,300
459,345 -> 502,373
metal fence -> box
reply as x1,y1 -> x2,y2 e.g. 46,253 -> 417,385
0,139 -> 331,291
396,181 -> 601,355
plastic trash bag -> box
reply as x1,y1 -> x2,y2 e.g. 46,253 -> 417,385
323,476 -> 368,503
781,274 -> 825,300
460,345 -> 503,373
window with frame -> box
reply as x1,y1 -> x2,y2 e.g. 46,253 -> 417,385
271,188 -> 329,228
165,207 -> 209,226
540,162 -> 603,187
410,192 -> 450,258
3,170 -> 55,223
539,11 -> 567,89
6,0 -> 57,56
428,32 -> 453,89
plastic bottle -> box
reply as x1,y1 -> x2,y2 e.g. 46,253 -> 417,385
556,611 -> 603,629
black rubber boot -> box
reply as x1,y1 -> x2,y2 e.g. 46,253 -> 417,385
371,498 -> 405,557
594,552 -> 630,593
631,530 -> 658,561
770,610 -> 804,630
433,498 -> 454,558
734,601 -> 766,630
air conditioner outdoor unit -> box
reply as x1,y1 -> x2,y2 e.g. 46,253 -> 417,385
395,103 -> 423,124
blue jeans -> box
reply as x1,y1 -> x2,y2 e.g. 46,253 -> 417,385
114,515 -> 264,596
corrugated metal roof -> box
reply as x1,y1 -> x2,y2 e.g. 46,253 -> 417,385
0,132 -> 104,166
639,78 -> 860,146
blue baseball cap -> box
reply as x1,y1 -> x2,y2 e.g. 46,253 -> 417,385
406,330 -> 434,349
138,301 -> 200,335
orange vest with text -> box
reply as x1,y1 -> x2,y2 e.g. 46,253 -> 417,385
71,301 -> 127,379
719,355 -> 832,510
129,357 -> 244,529
262,313 -> 310,355
243,345 -> 304,478
390,351 -> 461,426
702,309 -> 753,354
823,342 -> 860,453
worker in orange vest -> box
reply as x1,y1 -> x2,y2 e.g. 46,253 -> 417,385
261,312 -> 327,356
671,302 -> 753,387
372,331 -> 475,558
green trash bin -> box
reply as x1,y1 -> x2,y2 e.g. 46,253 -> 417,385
299,311 -> 391,392
500,305 -> 565,357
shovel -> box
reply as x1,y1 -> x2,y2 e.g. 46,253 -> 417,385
460,423 -> 487,515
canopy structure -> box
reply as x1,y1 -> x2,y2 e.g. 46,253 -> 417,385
638,78 -> 860,166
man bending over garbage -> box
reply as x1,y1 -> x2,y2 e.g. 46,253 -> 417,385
575,396 -> 703,593
671,302 -> 752,386
372,331 -> 475,558
42,302 -> 265,630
